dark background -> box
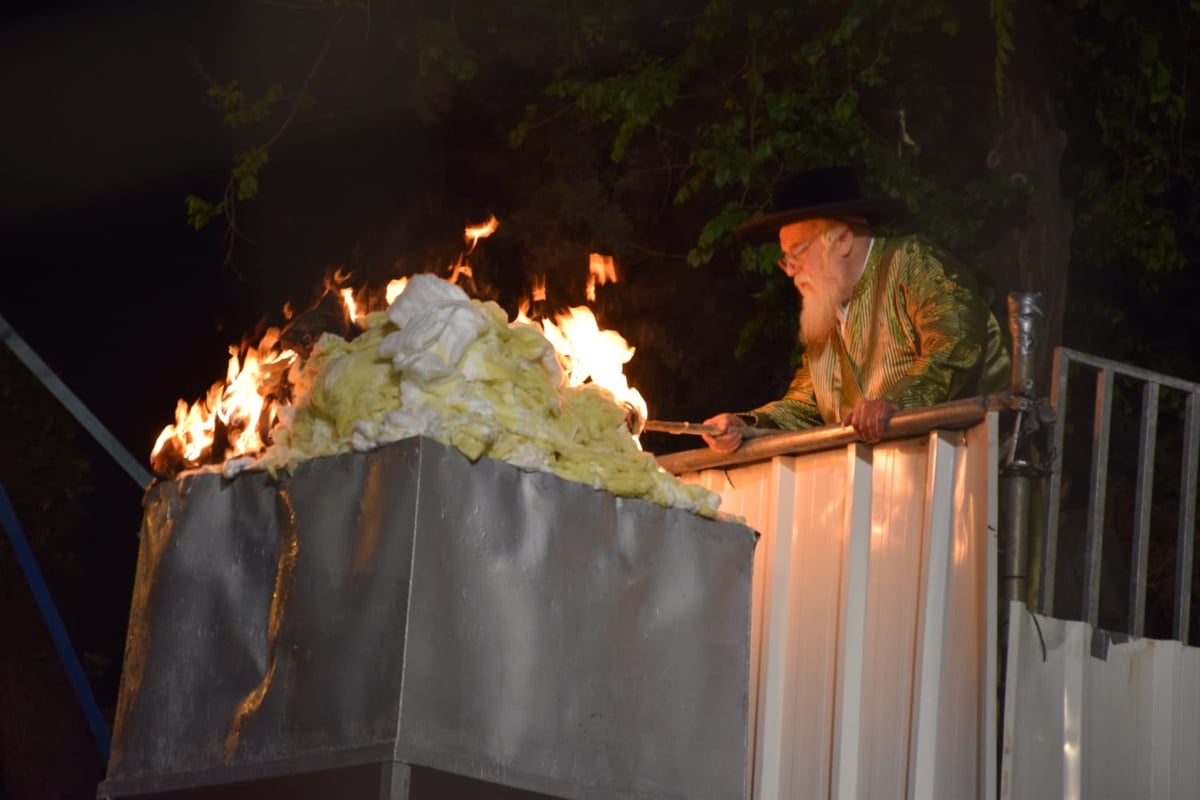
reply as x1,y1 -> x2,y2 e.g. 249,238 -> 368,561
0,3 -> 781,796
3,1 -> 1199,797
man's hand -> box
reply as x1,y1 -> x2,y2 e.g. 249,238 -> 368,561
842,399 -> 899,443
702,413 -> 749,454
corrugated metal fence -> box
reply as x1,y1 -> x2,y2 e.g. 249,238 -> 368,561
678,417 -> 999,800
1001,347 -> 1200,800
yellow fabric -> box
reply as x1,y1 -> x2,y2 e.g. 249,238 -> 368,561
750,235 -> 1011,429
260,294 -> 719,517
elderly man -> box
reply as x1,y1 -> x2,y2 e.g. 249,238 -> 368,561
704,166 -> 1010,452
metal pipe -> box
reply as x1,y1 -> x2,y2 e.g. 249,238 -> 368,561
1040,348 -> 1070,616
654,393 -> 1008,475
1008,293 -> 1043,396
0,481 -> 111,760
1000,469 -> 1032,609
1083,369 -> 1114,628
640,419 -> 776,439
1057,347 -> 1200,394
1174,392 -> 1200,643
1,312 -> 152,490
1130,382 -> 1159,637
999,294 -> 1043,622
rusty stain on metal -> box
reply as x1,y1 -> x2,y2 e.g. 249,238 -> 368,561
224,485 -> 299,761
352,460 -> 385,577
109,490 -> 175,769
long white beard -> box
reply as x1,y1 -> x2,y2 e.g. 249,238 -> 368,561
798,278 -> 842,348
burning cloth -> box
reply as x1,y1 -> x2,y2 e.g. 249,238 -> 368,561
200,274 -> 719,517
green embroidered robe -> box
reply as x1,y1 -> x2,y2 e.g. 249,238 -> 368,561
749,235 -> 1011,429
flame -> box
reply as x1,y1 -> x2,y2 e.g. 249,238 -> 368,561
464,215 -> 499,252
152,387 -> 221,464
539,306 -> 647,428
447,259 -> 474,287
515,299 -> 534,326
586,253 -> 617,302
340,288 -> 362,324
152,214 -> 653,475
385,277 -> 409,305
151,329 -> 297,471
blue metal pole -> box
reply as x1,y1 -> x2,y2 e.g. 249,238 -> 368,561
0,480 -> 112,762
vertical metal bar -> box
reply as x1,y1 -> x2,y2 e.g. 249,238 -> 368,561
1040,348 -> 1070,616
831,443 -> 873,800
983,413 -> 1000,800
1000,474 -> 1032,609
751,459 -> 799,800
377,761 -> 412,800
1129,382 -> 1159,637
0,481 -> 111,761
1007,292 -> 1043,395
1083,369 -> 1113,628
907,432 -> 958,800
1173,393 -> 1200,643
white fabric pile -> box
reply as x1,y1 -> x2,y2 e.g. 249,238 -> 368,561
236,275 -> 719,517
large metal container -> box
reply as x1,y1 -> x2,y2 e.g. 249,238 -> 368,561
99,437 -> 756,800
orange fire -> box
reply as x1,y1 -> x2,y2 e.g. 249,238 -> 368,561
339,288 -> 362,324
531,274 -> 547,303
586,253 -> 616,302
151,328 -> 297,471
152,220 -> 647,474
540,306 -> 647,426
385,277 -> 409,305
464,215 -> 499,252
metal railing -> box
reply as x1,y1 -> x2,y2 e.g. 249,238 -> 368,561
1040,347 -> 1200,642
1,311 -> 142,761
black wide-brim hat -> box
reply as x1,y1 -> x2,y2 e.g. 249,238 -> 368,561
735,166 -> 908,241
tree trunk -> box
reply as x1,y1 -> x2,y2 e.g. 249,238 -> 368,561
985,25 -> 1072,392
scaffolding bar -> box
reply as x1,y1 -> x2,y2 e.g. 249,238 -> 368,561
0,312 -> 151,490
1130,382 -> 1159,637
1174,393 -> 1200,643
0,480 -> 111,761
1083,369 -> 1113,628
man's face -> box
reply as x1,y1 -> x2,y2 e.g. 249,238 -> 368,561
777,219 -> 834,298
779,219 -> 849,347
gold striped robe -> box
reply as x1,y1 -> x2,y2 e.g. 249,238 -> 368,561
749,235 -> 1011,429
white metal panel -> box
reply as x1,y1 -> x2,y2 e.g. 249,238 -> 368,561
856,437 -> 929,798
1002,604 -> 1200,800
680,418 -> 997,800
908,431 -> 960,800
920,423 -> 996,800
832,444 -> 874,800
777,449 -> 849,799
1001,602 -> 1066,799
1152,641 -> 1200,796
689,458 -> 777,792
982,414 -> 999,800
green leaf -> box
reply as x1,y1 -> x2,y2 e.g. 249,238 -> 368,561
184,195 -> 224,230
832,90 -> 858,123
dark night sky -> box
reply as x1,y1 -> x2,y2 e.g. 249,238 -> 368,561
2,9 -> 761,794
2,0 -> 759,480
5,1 -> 238,444
3,2 -> 1199,797
2,6 -> 241,793
2,1 -> 468,455
19,1 -> 1182,795
0,3 -> 482,794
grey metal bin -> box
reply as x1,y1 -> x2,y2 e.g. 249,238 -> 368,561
100,437 -> 756,800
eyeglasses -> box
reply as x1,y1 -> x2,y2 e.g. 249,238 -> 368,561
777,239 -> 814,272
